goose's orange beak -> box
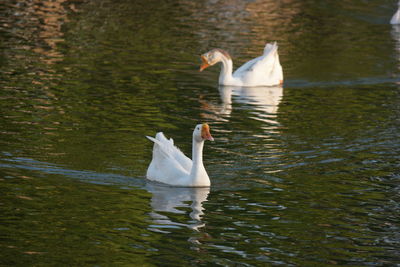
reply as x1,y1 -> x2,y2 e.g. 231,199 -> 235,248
201,123 -> 214,141
200,55 -> 210,72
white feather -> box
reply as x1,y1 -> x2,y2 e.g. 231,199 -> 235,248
147,133 -> 192,172
233,42 -> 283,86
391,6 -> 400,25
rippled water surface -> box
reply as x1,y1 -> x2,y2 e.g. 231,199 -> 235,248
1,0 -> 400,265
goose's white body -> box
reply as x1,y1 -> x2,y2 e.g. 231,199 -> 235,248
146,124 -> 213,187
201,42 -> 283,87
391,1 -> 400,24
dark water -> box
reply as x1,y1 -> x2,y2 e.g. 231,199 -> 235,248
1,0 -> 400,265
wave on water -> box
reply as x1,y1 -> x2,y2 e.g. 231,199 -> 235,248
0,152 -> 144,188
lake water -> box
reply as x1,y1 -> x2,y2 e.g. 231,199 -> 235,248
1,0 -> 400,265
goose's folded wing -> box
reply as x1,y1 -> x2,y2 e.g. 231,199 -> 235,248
234,42 -> 279,77
391,9 -> 400,24
146,135 -> 188,184
147,132 -> 192,172
234,56 -> 263,76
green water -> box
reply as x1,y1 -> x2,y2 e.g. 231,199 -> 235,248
1,0 -> 400,265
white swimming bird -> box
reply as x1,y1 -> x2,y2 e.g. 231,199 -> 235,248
146,123 -> 214,187
391,1 -> 400,24
200,42 -> 283,87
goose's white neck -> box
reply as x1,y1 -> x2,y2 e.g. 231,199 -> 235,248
190,138 -> 210,186
218,55 -> 235,85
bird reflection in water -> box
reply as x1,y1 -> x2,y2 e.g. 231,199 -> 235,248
391,24 -> 400,77
200,85 -> 283,127
225,85 -> 283,126
146,183 -> 210,232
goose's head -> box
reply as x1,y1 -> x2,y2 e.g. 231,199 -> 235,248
200,49 -> 231,71
193,123 -> 214,142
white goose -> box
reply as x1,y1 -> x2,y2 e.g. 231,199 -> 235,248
200,42 -> 283,87
392,1 -> 400,25
146,123 -> 214,187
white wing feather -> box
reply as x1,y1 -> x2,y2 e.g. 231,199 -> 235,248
146,135 -> 187,184
148,132 -> 192,172
234,42 -> 278,76
146,132 -> 193,184
391,8 -> 400,24
232,42 -> 282,86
